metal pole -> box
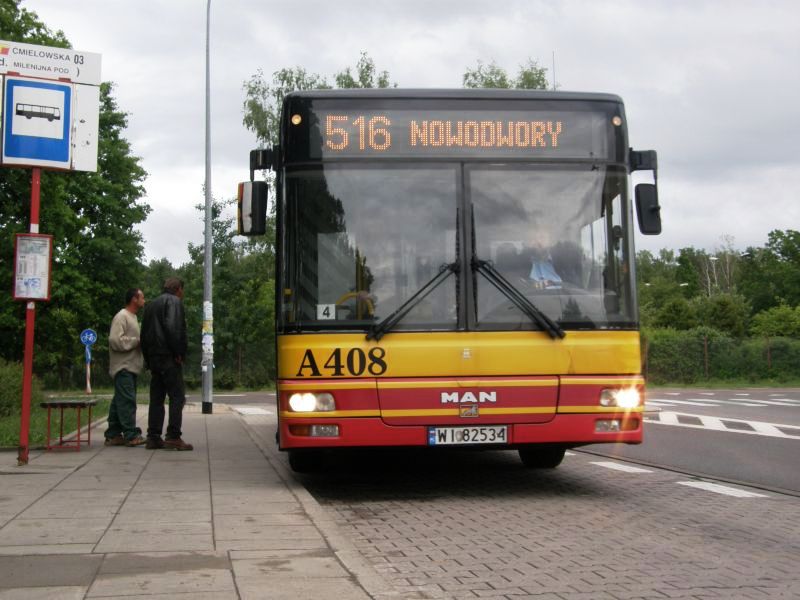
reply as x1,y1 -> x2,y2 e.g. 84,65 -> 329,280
201,0 -> 213,414
18,168 -> 41,465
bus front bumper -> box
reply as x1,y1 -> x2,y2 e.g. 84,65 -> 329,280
278,412 -> 643,450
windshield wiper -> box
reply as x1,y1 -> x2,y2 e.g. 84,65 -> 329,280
472,257 -> 566,339
367,261 -> 459,342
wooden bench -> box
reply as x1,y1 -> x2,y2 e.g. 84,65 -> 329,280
39,398 -> 98,451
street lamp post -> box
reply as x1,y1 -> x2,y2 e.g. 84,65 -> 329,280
201,0 -> 213,414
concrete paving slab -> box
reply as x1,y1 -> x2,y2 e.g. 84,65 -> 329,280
211,487 -> 296,502
17,503 -> 120,520
87,568 -> 236,597
213,512 -> 310,531
230,548 -> 349,578
0,586 -> 87,599
121,491 -> 211,511
0,481 -> 62,496
0,497 -> 34,516
93,533 -> 214,554
0,544 -> 96,556
214,523 -> 324,543
215,538 -> 330,552
89,593 -> 238,600
129,480 -> 210,492
98,551 -> 231,574
0,553 -> 103,587
23,490 -> 127,505
236,576 -> 372,600
112,510 -> 211,525
211,500 -> 300,516
0,518 -> 110,545
51,477 -> 141,492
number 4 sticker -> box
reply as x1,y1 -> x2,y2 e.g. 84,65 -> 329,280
317,304 -> 335,320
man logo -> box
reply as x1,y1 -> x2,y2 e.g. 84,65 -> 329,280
440,391 -> 497,404
460,404 -> 479,418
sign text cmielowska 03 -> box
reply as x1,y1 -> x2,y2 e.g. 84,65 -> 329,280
238,89 -> 661,473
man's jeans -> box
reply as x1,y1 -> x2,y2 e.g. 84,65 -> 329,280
147,362 -> 186,441
105,370 -> 142,441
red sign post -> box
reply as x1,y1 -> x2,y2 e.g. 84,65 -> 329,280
14,169 -> 52,465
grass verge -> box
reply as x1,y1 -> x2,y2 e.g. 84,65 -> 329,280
0,396 -> 111,449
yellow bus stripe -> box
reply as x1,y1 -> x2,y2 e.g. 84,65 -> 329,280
279,382 -> 376,391
378,379 -> 558,389
557,406 -> 644,413
280,410 -> 381,418
561,378 -> 644,386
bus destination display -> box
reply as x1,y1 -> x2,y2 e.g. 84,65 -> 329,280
303,109 -> 612,160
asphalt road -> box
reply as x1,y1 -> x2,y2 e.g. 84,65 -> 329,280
586,388 -> 800,494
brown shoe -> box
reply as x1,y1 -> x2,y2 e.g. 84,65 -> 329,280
164,438 -> 193,451
104,435 -> 125,446
125,436 -> 146,447
145,437 -> 164,450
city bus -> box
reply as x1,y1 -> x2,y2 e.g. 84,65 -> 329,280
238,89 -> 661,472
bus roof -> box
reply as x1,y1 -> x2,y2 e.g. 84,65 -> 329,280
284,88 -> 623,104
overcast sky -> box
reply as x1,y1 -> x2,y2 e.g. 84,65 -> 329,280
22,0 -> 800,265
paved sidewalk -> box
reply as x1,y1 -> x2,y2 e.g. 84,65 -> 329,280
0,405 -> 393,599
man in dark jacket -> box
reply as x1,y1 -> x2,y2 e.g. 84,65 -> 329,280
140,277 -> 193,450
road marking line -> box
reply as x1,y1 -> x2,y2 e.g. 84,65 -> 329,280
678,481 -> 767,498
735,393 -> 751,396
738,399 -> 800,406
710,399 -> 775,407
231,406 -> 272,415
565,451 -> 576,456
700,392 -> 715,396
662,398 -> 720,406
665,392 -> 681,396
590,461 -> 652,473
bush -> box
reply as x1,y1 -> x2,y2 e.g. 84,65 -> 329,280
643,327 -> 800,383
0,359 -> 43,417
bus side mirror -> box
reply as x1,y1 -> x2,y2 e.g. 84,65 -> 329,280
237,181 -> 268,236
635,183 -> 661,235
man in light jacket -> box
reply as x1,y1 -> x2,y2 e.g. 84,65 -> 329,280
104,288 -> 146,447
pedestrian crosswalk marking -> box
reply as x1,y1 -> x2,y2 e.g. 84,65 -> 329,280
645,411 -> 800,439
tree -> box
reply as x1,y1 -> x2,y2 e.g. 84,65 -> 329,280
0,2 -> 150,386
242,52 -> 393,148
334,51 -> 394,90
738,230 -> 800,313
750,304 -> 800,338
463,58 -> 549,90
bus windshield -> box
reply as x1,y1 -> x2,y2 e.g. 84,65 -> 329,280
283,165 -> 459,331
281,162 -> 636,333
470,164 -> 635,329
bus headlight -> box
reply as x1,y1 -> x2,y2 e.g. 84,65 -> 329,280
599,388 -> 642,409
288,392 -> 336,412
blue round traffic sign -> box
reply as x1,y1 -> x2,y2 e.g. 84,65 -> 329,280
80,329 -> 97,346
